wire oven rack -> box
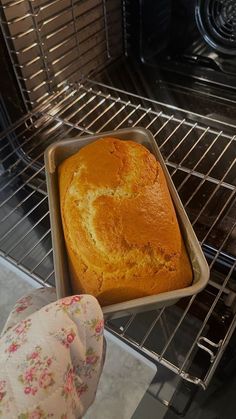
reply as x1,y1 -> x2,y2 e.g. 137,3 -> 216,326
1,80 -> 236,389
0,0 -> 122,109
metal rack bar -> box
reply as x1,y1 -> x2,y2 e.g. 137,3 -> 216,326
0,253 -> 50,287
0,163 -> 44,201
208,221 -> 236,270
57,93 -> 96,122
114,104 -> 141,129
18,228 -> 51,264
120,313 -> 136,335
180,261 -> 236,373
5,211 -> 50,256
46,8 -> 106,43
29,0 -> 52,93
158,119 -> 186,149
203,313 -> 236,386
166,127 -> 211,180
39,0 -> 65,13
182,136 -> 236,208
1,0 -> 122,107
158,297 -> 196,361
1,117 -> 58,166
53,42 -> 107,77
192,151 -> 236,226
0,89 -> 88,165
44,270 -> 55,284
1,178 -> 47,222
49,22 -> 106,56
82,97 -> 119,129
29,248 -> 53,274
56,50 -> 110,90
201,192 -> 236,245
131,107 -> 151,126
165,123 -> 198,161
145,114 -> 161,130
2,0 -> 26,8
0,94 -> 95,184
3,12 -> 34,25
166,161 -> 235,191
1,85 -> 230,195
0,14 -> 28,110
0,195 -> 48,245
139,307 -> 166,347
39,0 -> 119,31
119,217 -> 236,368
0,94 -> 117,257
19,68 -> 44,82
86,79 -> 236,131
2,84 -> 234,208
5,15 -> 114,54
39,2 -> 81,30
1,82 -> 236,391
175,131 -> 223,191
0,87 -> 66,144
102,0 -> 110,58
95,102 -> 129,132
46,17 -> 120,58
81,84 -> 232,138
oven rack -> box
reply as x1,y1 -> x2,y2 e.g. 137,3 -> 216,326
0,0 -> 122,109
1,80 -> 236,389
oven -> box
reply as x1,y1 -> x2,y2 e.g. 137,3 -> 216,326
1,0 -> 236,417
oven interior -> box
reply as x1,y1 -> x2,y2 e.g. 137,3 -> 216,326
1,0 -> 236,414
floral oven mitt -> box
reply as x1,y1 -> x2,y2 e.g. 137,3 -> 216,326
0,288 -> 105,419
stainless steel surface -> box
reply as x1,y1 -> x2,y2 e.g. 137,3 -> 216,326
44,127 -> 209,318
0,0 -> 122,109
1,80 -> 236,388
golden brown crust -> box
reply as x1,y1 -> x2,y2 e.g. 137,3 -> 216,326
59,137 -> 193,305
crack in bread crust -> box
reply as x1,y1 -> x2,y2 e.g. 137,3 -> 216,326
59,137 -> 193,305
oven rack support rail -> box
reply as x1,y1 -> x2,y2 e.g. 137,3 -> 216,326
1,81 -> 236,390
0,0 -> 122,109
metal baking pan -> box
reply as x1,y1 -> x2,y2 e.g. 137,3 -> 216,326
44,127 -> 209,319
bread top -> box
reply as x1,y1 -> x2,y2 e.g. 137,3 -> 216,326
59,137 -> 186,287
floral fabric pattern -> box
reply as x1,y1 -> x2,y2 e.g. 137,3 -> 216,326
86,318 -> 104,340
0,379 -> 13,416
1,288 -> 57,338
56,295 -> 82,315
13,295 -> 33,314
4,318 -> 32,358
53,328 -> 76,348
18,346 -> 56,396
0,289 -> 104,418
18,405 -> 54,419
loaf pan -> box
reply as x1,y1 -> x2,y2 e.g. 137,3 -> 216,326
44,127 -> 209,319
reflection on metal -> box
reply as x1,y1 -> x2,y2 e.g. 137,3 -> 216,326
1,80 -> 236,389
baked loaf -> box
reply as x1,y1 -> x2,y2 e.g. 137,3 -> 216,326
59,137 -> 192,306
